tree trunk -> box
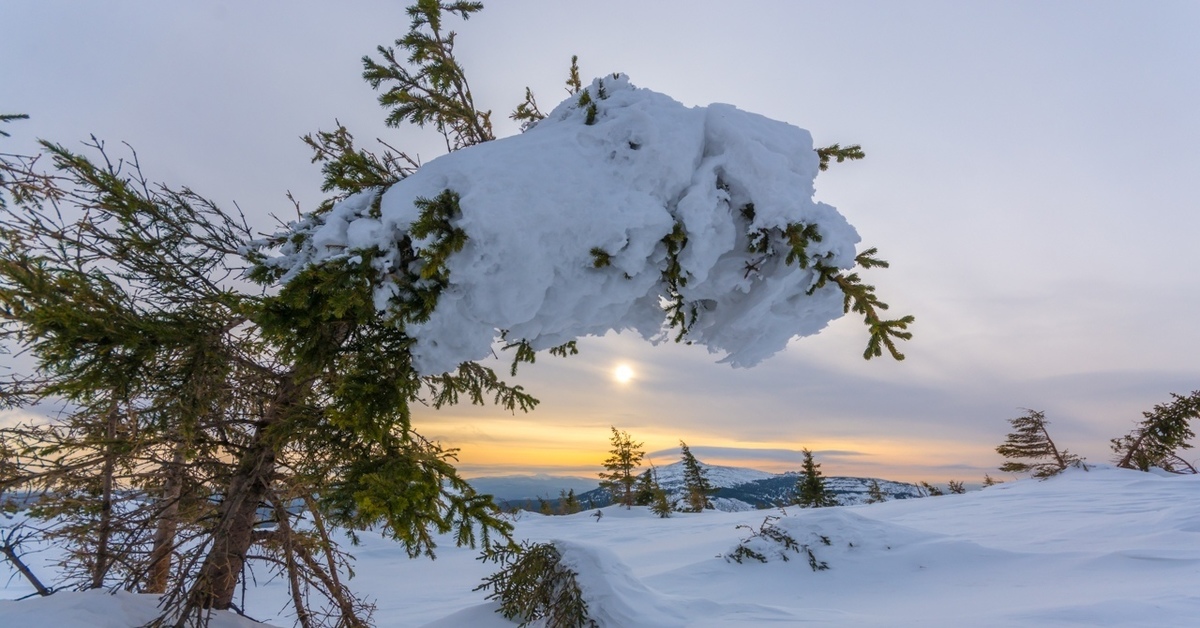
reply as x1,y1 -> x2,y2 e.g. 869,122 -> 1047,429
145,444 -> 185,594
92,401 -> 119,589
1115,429 -> 1150,469
183,429 -> 277,613
178,376 -> 306,619
0,530 -> 52,596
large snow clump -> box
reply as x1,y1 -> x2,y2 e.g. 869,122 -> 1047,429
269,74 -> 861,374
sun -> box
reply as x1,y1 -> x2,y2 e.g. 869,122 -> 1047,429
613,364 -> 635,384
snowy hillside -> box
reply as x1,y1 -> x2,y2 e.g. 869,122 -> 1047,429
651,459 -> 777,488
721,474 -> 925,508
5,466 -> 1196,627
574,460 -> 922,511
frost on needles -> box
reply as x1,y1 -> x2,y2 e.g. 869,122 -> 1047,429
257,74 -> 912,375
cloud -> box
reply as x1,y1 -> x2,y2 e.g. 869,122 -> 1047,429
0,408 -> 56,429
457,462 -> 604,477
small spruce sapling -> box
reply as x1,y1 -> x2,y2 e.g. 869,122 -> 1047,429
996,409 -> 1087,479
559,489 -> 581,515
679,441 -> 716,512
632,469 -> 656,507
648,467 -> 672,518
947,480 -> 966,494
864,479 -> 887,504
598,427 -> 644,509
794,449 -> 838,508
726,514 -> 830,571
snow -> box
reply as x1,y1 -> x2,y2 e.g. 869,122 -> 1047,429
646,460 -> 777,488
259,75 -> 861,374
4,466 -> 1199,627
0,589 -> 267,628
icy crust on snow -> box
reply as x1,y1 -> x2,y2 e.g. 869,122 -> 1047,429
270,75 -> 860,374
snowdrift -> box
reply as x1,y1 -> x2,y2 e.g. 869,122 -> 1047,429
4,466 -> 1198,627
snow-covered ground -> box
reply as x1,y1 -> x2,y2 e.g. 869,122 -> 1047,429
650,460 -> 777,488
3,465 -> 1197,627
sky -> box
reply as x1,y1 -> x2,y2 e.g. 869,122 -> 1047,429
4,1 -> 1199,483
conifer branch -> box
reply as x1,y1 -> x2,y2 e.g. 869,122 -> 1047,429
0,113 -> 30,138
501,339 -> 577,376
0,526 -> 52,596
816,143 -> 865,171
565,55 -> 583,95
510,87 -> 545,130
743,195 -> 913,361
477,541 -> 597,628
511,55 -> 584,132
302,122 -> 417,201
363,0 -> 494,150
830,268 -> 914,361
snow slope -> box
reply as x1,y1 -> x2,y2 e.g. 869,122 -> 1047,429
574,461 -> 923,511
3,466 -> 1197,627
648,459 -> 777,488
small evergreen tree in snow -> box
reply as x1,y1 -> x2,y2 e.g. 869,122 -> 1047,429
982,474 -> 1002,487
794,449 -> 838,508
679,440 -> 715,512
864,479 -> 887,504
477,541 -> 597,628
918,481 -> 944,497
598,427 -> 644,509
647,467 -> 672,518
1110,390 -> 1199,473
947,480 -> 966,494
559,489 -> 581,515
997,409 -> 1086,479
632,469 -> 656,507
726,514 -> 829,571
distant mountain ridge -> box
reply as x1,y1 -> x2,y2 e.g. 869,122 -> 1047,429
490,460 -> 926,512
465,474 -> 598,502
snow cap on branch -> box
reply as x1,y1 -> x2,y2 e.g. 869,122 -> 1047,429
266,74 -> 862,374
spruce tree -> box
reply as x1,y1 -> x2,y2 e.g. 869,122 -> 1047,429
0,134 -> 521,626
919,481 -> 944,497
1,3 -> 529,619
996,409 -> 1086,479
632,470 -> 656,507
864,479 -> 887,504
678,440 -> 715,512
3,0 -> 915,622
0,113 -> 32,212
947,480 -> 966,494
649,478 -> 672,519
1110,391 -> 1199,473
598,427 -> 644,509
794,449 -> 838,508
559,489 -> 581,515
634,465 -> 671,518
